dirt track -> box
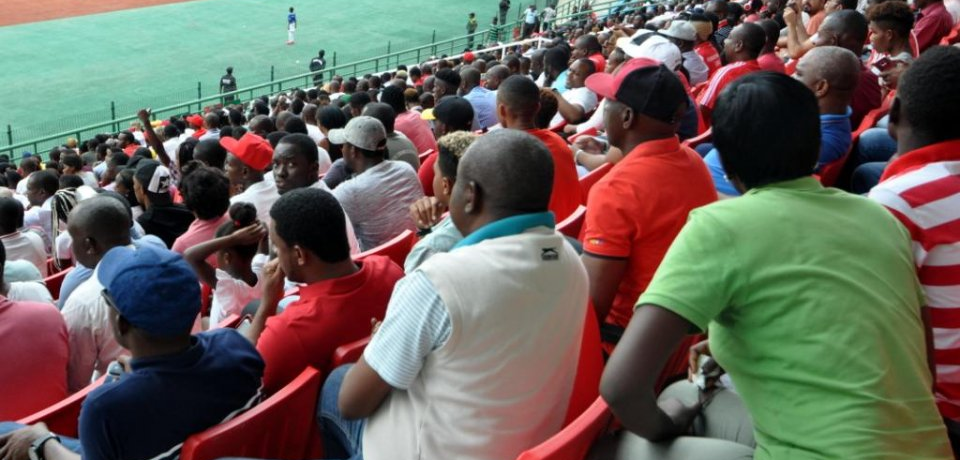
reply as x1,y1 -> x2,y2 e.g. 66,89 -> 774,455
0,0 -> 194,27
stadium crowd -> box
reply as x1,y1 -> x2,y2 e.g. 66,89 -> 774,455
1,0 -> 960,458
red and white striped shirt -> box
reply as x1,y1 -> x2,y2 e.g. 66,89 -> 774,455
869,139 -> 960,420
696,60 -> 761,110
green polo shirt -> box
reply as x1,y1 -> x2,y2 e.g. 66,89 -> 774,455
638,177 -> 951,459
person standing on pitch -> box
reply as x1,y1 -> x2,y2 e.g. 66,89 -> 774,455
287,7 -> 298,45
310,50 -> 327,84
219,67 -> 237,104
466,13 -> 479,49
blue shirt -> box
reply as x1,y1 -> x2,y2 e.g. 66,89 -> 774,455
704,111 -> 854,197
78,330 -> 264,460
288,13 -> 297,24
551,70 -> 568,94
57,233 -> 158,309
463,87 -> 498,130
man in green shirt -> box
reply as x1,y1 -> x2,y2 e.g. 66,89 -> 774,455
466,12 -> 479,50
596,72 -> 952,459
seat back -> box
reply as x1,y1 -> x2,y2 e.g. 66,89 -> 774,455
681,127 -> 713,149
44,267 -> 73,301
515,397 -> 613,460
938,21 -> 960,46
579,163 -> 612,204
556,205 -> 587,240
216,314 -> 244,329
180,367 -> 323,460
816,100 -> 893,187
331,336 -> 372,369
353,229 -> 417,267
418,149 -> 435,163
564,303 -> 604,426
17,376 -> 106,437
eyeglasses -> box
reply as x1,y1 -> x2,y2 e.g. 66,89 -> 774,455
101,289 -> 120,312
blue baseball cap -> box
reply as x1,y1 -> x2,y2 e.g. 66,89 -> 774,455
97,244 -> 200,336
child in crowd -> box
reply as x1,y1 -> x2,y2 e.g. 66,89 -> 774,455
184,202 -> 267,328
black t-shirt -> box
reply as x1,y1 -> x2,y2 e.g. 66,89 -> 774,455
138,204 -> 196,248
220,75 -> 237,91
309,58 -> 326,72
499,0 -> 510,11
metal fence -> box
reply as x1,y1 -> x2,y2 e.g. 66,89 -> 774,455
1,0 -> 629,159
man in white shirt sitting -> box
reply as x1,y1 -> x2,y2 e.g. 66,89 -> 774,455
0,197 -> 47,277
328,116 -> 424,251
222,132 -> 279,225
23,170 -> 60,253
549,58 -> 599,128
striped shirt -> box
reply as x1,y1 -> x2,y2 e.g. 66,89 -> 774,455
697,60 -> 761,110
869,139 -> 960,420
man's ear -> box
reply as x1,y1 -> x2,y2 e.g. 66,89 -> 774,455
815,78 -> 829,98
117,314 -> 132,337
887,97 -> 902,142
294,244 -> 308,267
463,181 -> 481,215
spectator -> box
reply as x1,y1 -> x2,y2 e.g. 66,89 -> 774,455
660,20 -> 711,85
325,130 -> 588,460
363,103 -> 421,170
60,196 -> 165,392
697,22 -> 765,123
318,106 -> 348,161
706,46 -> 860,196
381,85 -> 438,155
573,35 -> 607,74
60,153 -> 97,188
134,160 -> 194,248
418,96 -> 475,196
239,187 -> 403,394
914,0 -> 955,52
404,131 -> 478,272
23,170 -> 59,251
271,133 -> 361,254
580,57 -> 717,341
223,132 -> 279,225
328,116 -> 424,250
460,67 -> 498,130
185,202 -> 267,329
596,71 -> 952,459
3,259 -> 55,305
0,244 -> 264,460
348,91 -> 373,118
549,58 -> 598,127
707,0 -> 733,46
538,46 -> 571,92
433,68 -> 462,102
868,46 -> 960,441
15,157 -> 41,195
485,64 -> 511,91
867,0 -> 916,86
171,166 -> 231,262
0,197 -> 47,277
757,19 -> 787,72
0,241 -> 68,420
813,10 -> 881,128
496,75 -> 582,221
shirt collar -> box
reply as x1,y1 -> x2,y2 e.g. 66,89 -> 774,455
131,335 -> 204,371
454,212 -> 556,249
297,260 -> 372,299
820,107 -> 853,121
745,176 -> 823,195
881,139 -> 960,182
625,136 -> 682,159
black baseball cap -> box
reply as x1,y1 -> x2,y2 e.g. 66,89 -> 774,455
585,58 -> 687,123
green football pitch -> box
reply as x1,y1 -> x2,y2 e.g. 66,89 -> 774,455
0,0 -> 502,150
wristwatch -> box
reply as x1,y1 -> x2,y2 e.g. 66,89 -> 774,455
29,432 -> 61,460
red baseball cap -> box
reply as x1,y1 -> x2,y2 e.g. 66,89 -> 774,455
187,114 -> 204,128
463,51 -> 476,63
585,58 -> 688,124
220,132 -> 273,171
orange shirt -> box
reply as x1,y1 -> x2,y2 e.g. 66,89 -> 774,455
697,60 -> 762,110
527,129 -> 583,221
582,137 -> 716,328
695,42 -> 723,77
806,10 -> 826,36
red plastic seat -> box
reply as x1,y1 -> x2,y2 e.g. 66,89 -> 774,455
515,397 -> 613,460
17,376 -> 107,437
939,21 -> 960,46
557,205 -> 587,240
579,162 -> 613,204
43,267 -> 74,301
418,149 -> 435,163
180,367 -> 323,460
816,98 -> 893,187
331,336 -> 372,369
216,314 -> 244,329
681,127 -> 713,149
353,229 -> 418,267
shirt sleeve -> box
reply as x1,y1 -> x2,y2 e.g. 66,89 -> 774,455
697,72 -> 726,109
636,209 -> 739,331
363,271 -> 451,389
582,183 -> 635,259
78,396 -> 118,460
62,298 -> 99,392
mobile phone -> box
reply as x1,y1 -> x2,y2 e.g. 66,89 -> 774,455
873,57 -> 893,72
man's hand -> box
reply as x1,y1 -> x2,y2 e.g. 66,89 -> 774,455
370,317 -> 382,336
229,222 -> 268,246
783,2 -> 798,26
880,61 -> 909,91
136,108 -> 152,123
688,339 -> 712,378
260,259 -> 286,302
409,196 -> 445,229
573,136 -> 607,155
659,398 -> 701,437
0,423 -> 50,460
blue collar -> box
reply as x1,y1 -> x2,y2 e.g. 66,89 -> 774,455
453,212 -> 556,249
820,107 -> 853,122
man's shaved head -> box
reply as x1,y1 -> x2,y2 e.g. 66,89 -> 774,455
461,67 -> 482,89
249,115 -> 275,136
818,10 -> 869,54
497,75 -> 541,118
204,112 -> 221,129
457,130 -> 553,216
798,46 -> 861,92
68,196 -> 132,267
486,65 -> 512,90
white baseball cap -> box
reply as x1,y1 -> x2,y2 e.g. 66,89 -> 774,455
616,30 -> 683,71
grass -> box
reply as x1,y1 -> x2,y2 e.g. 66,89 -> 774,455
0,0 -> 500,149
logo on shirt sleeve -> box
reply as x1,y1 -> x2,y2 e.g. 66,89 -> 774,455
541,247 -> 559,261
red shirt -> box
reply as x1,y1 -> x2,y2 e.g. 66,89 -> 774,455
914,1 -> 955,53
171,215 -> 229,267
757,52 -> 786,73
697,60 -> 762,110
527,129 -> 583,221
0,296 -> 68,419
583,137 -> 716,328
256,256 -> 403,393
871,139 -> 960,419
695,42 -> 723,77
122,143 -> 139,156
419,150 -> 438,196
588,53 -> 606,74
395,111 -> 438,155
851,65 -> 882,129
806,10 -> 827,36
